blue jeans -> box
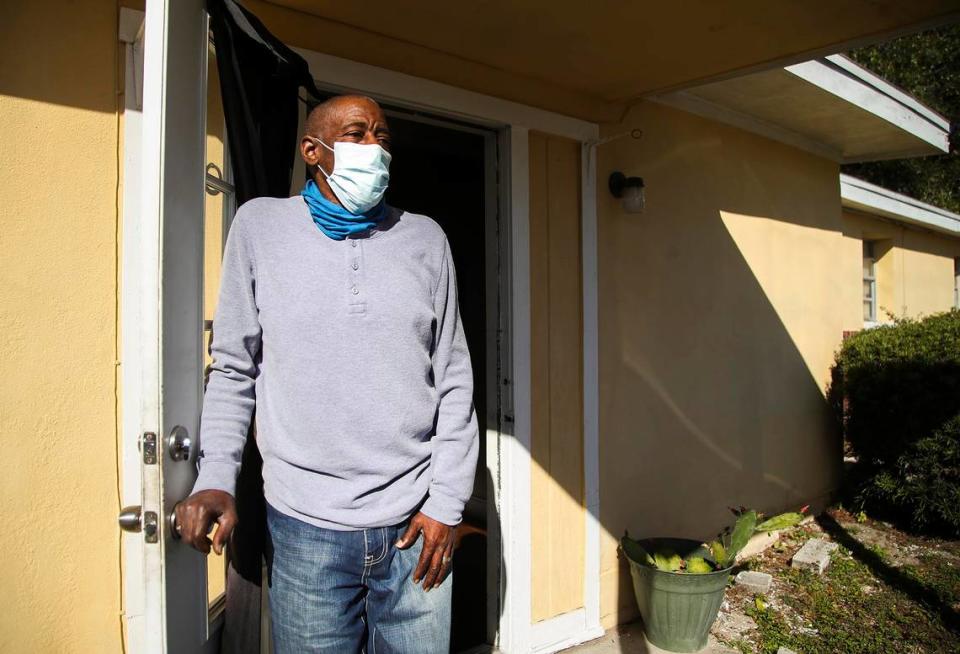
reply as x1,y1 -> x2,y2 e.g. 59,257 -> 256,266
265,503 -> 452,654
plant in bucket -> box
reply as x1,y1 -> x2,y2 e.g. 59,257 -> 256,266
620,507 -> 806,653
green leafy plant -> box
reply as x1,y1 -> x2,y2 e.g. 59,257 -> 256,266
621,507 -> 807,573
685,557 -> 714,574
756,509 -> 807,533
828,310 -> 960,468
861,414 -> 960,534
828,310 -> 960,536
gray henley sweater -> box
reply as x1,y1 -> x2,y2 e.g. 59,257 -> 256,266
191,195 -> 480,530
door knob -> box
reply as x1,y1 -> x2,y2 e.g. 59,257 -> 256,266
168,507 -> 182,540
168,425 -> 191,461
118,505 -> 159,542
118,505 -> 143,533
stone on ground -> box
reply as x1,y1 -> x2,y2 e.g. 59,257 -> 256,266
791,538 -> 838,574
776,647 -> 798,654
734,570 -> 773,593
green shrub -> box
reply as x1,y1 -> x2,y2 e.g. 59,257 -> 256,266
862,414 -> 960,534
829,310 -> 960,466
828,310 -> 960,535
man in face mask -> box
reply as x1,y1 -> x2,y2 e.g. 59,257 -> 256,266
175,94 -> 480,653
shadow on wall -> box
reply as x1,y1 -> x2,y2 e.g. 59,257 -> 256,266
1,1 -> 118,114
594,101 -> 847,625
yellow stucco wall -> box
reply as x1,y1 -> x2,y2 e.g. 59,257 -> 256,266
596,101 -> 851,627
0,1 -> 123,652
842,209 -> 960,322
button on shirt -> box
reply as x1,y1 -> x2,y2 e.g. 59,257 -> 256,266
191,196 -> 480,530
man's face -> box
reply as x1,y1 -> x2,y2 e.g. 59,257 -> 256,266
301,96 -> 392,204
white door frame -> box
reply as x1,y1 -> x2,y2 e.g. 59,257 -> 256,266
120,4 -> 601,647
118,9 -> 146,653
290,48 -> 601,652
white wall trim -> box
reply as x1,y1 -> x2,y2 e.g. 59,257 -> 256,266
841,174 -> 960,238
530,608 -> 605,654
581,144 -> 601,639
501,125 -> 533,653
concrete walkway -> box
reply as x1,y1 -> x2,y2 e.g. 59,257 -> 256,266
562,621 -> 739,654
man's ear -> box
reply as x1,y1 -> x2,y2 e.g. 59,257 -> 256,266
300,136 -> 321,168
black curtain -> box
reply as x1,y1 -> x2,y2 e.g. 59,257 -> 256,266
208,0 -> 320,205
206,2 -> 320,651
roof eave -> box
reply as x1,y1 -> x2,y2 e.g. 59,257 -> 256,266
652,55 -> 950,164
841,174 -> 960,237
785,57 -> 951,157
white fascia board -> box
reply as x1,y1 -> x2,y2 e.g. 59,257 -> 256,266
826,54 -> 949,130
786,58 -> 950,155
841,174 -> 960,237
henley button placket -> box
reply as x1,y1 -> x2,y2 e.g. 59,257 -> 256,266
346,237 -> 366,314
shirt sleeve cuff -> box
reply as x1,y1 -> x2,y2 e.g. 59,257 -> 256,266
419,491 -> 464,527
190,460 -> 239,497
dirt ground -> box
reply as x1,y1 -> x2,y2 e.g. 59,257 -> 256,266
711,508 -> 960,653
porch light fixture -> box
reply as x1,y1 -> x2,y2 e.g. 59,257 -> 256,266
609,171 -> 645,213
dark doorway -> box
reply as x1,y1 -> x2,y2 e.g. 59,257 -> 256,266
385,113 -> 490,500
385,111 -> 498,653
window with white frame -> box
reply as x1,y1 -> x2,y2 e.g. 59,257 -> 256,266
863,241 -> 877,323
954,257 -> 959,310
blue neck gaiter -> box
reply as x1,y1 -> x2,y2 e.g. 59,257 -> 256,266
301,179 -> 388,240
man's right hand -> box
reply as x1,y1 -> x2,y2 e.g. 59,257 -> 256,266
174,489 -> 238,555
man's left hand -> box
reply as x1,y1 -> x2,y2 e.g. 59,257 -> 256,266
396,511 -> 455,591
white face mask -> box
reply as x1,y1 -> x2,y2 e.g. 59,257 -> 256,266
312,137 -> 392,214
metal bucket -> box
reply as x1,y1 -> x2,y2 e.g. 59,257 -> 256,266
624,538 -> 732,653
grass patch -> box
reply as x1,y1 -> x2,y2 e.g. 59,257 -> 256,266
713,510 -> 960,653
726,639 -> 753,654
746,549 -> 957,653
901,552 -> 960,608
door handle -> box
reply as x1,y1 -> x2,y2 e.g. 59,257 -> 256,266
168,506 -> 182,540
167,425 -> 192,461
118,505 -> 143,533
118,505 -> 160,543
